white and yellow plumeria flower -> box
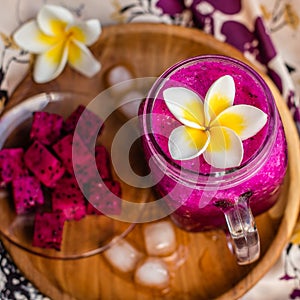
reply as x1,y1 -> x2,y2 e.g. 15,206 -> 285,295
164,75 -> 268,169
13,4 -> 101,83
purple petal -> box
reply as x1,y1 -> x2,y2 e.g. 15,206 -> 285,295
290,288 -> 300,299
255,17 -> 277,64
279,273 -> 297,281
192,0 -> 241,15
156,0 -> 186,15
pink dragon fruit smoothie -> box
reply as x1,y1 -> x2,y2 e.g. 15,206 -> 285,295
140,55 -> 287,234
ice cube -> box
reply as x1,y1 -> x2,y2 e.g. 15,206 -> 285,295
144,221 -> 177,256
104,238 -> 142,273
134,257 -> 170,289
105,65 -> 134,96
119,90 -> 144,118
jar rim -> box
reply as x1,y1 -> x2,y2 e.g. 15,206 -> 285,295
142,55 -> 278,188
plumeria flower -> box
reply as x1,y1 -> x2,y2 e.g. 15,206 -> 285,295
164,75 -> 268,169
13,4 -> 101,83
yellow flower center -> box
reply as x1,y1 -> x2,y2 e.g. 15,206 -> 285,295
207,92 -> 231,119
50,19 -> 67,36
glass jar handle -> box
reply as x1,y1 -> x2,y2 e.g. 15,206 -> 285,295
218,193 -> 260,265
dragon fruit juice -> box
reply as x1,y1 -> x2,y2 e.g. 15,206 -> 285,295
140,55 -> 287,232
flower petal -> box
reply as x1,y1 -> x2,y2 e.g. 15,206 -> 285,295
69,19 -> 101,46
37,4 -> 74,36
13,20 -> 57,53
204,75 -> 235,124
33,41 -> 68,83
203,126 -> 243,168
212,104 -> 268,140
168,126 -> 210,160
68,40 -> 101,77
163,87 -> 205,129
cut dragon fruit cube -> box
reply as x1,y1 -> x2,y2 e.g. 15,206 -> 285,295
24,140 -> 65,188
74,145 -> 111,189
52,182 -> 86,221
86,180 -> 121,215
95,145 -> 111,180
12,176 -> 44,214
63,105 -> 103,147
86,200 -> 103,215
54,175 -> 81,192
30,111 -> 64,145
32,211 -> 66,250
0,148 -> 28,186
73,164 -> 99,190
63,105 -> 85,133
52,134 -> 93,175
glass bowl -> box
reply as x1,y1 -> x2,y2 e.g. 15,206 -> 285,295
0,91 -> 147,259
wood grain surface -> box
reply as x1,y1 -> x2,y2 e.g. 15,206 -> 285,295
1,23 -> 300,300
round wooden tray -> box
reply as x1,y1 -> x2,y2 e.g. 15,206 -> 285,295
2,23 -> 300,300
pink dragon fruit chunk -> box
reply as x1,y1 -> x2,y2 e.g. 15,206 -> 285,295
95,145 -> 111,180
54,174 -> 81,192
30,111 -> 64,145
24,140 -> 65,187
63,105 -> 85,133
86,204 -> 102,215
51,178 -> 86,221
52,133 -> 93,175
73,164 -> 98,191
63,105 -> 103,147
86,180 -> 122,215
12,176 -> 44,214
32,211 -> 66,250
0,148 -> 28,186
73,144 -> 112,191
